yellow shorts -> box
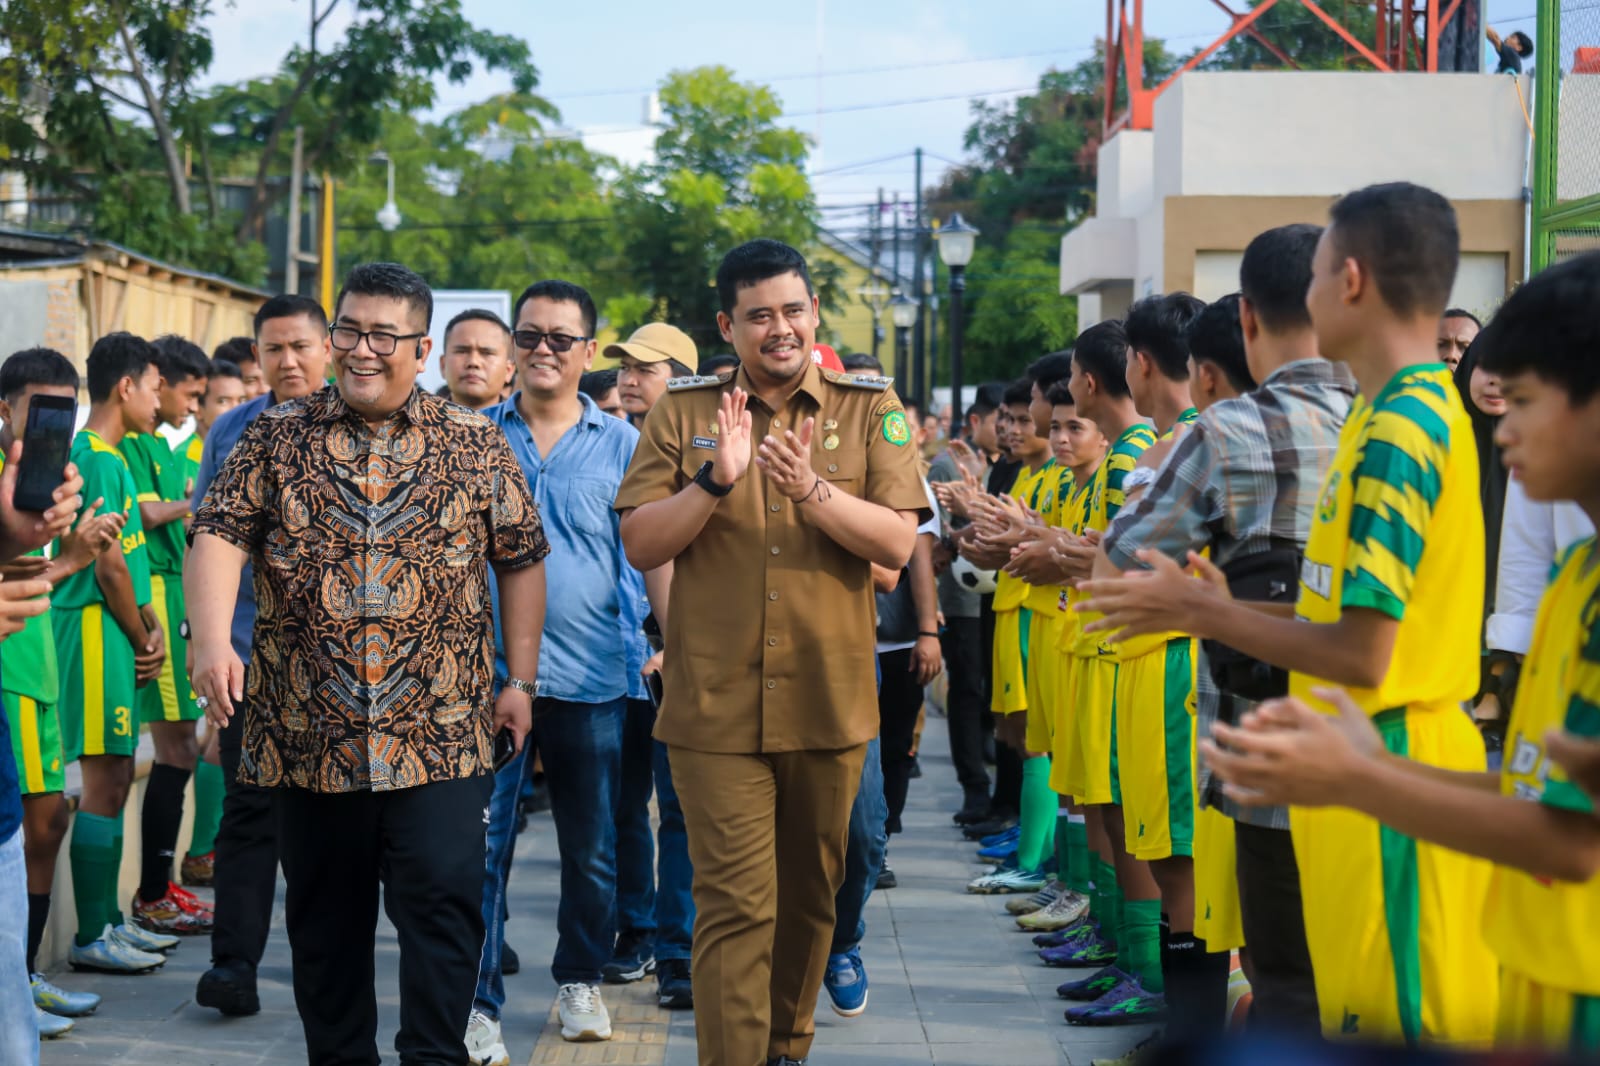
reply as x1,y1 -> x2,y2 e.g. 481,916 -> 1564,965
1193,804 -> 1244,952
1024,612 -> 1068,755
992,609 -> 1027,714
1291,704 -> 1497,1047
1114,638 -> 1197,860
1054,654 -> 1117,805
1497,968 -> 1600,1053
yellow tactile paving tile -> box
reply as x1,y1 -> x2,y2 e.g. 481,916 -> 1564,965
528,978 -> 672,1065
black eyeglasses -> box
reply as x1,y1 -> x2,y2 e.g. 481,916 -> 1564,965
329,326 -> 426,357
513,329 -> 588,354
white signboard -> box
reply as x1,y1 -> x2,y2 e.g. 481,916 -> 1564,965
420,289 -> 513,395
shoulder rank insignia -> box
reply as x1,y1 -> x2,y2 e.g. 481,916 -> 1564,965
667,371 -> 733,392
821,369 -> 893,391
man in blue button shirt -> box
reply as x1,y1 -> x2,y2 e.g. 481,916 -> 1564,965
469,280 -> 662,1055
187,294 -> 331,1017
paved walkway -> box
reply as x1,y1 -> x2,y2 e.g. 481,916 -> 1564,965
38,720 -> 1154,1065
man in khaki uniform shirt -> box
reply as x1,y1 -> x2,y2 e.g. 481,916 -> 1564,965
616,239 -> 927,1066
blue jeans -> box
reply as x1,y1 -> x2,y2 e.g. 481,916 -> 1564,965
475,697 -> 625,1012
831,735 -> 887,955
651,740 -> 694,962
0,828 -> 38,1065
474,741 -> 530,1018
614,699 -> 656,944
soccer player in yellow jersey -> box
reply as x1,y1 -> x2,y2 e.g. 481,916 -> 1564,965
1202,250 -> 1600,1053
966,380 -> 1056,893
1082,183 -> 1497,1046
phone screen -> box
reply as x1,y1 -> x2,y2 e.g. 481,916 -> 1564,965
14,396 -> 77,513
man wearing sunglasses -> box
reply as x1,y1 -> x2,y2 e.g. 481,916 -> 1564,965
469,281 -> 665,1056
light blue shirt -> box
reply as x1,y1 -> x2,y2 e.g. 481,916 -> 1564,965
487,391 -> 645,704
191,392 -> 275,661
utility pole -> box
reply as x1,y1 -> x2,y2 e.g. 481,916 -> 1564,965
891,193 -> 904,383
286,126 -> 304,294
870,189 -> 883,363
911,147 -> 926,409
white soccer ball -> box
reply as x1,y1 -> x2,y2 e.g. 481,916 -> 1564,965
952,556 -> 998,595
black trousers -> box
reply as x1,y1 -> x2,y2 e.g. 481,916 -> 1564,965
278,774 -> 494,1066
940,617 -> 991,798
211,695 -> 279,970
877,647 -> 925,836
1234,821 -> 1320,1035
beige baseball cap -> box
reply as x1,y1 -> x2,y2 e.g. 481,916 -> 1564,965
604,322 -> 698,368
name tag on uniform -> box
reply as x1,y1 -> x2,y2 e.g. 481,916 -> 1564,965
692,435 -> 718,450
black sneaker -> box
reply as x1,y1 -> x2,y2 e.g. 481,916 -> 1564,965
196,959 -> 259,1016
601,931 -> 657,984
876,855 -> 898,890
501,942 -> 520,975
952,791 -> 991,826
962,814 -> 1018,841
657,957 -> 693,1009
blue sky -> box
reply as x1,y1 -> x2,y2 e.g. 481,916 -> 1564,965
203,0 -> 1540,224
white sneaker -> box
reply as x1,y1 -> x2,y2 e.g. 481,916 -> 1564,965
464,1009 -> 510,1066
557,982 -> 612,1042
113,920 -> 178,954
1016,887 -> 1091,931
36,1006 -> 74,1039
1005,876 -> 1065,915
67,923 -> 165,974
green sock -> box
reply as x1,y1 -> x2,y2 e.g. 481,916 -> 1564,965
187,761 -> 225,856
1053,809 -> 1070,883
1018,756 -> 1055,872
1065,817 -> 1091,896
69,811 -> 120,946
110,817 -> 126,928
1124,898 -> 1164,992
1101,860 -> 1123,952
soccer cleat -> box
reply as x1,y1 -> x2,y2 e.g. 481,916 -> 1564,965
68,924 -> 165,974
656,957 -> 693,1010
167,881 -> 215,917
962,815 -> 1018,841
465,1009 -> 511,1066
1005,877 -> 1064,916
1039,927 -> 1118,968
35,1005 -> 74,1039
114,920 -> 178,955
966,866 -> 1047,895
822,947 -> 869,1017
132,888 -> 212,935
1066,981 -> 1168,1026
557,982 -> 612,1042
1090,1032 -> 1161,1066
1016,888 -> 1090,931
196,959 -> 260,1016
975,840 -> 1018,866
1058,965 -> 1136,1001
31,973 -> 100,1017
180,850 -> 215,887
979,825 -> 1021,850
601,931 -> 656,984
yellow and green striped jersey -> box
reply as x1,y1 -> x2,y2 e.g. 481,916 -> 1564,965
1289,363 -> 1483,714
53,430 -> 151,611
1484,536 -> 1600,995
1074,426 -> 1156,656
1163,407 -> 1199,441
993,463 -> 1044,613
1054,468 -> 1094,640
119,431 -> 187,576
1021,459 -> 1065,614
174,432 -> 203,498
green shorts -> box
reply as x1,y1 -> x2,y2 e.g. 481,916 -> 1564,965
5,691 -> 64,794
138,573 -> 199,724
54,604 -> 140,760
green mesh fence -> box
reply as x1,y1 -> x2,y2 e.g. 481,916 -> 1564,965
1531,0 -> 1600,274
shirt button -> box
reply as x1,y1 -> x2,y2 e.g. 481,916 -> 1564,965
767,636 -> 778,646
828,464 -> 839,473
770,546 -> 780,555
770,503 -> 781,513
772,419 -> 781,429
768,591 -> 779,601
766,680 -> 777,690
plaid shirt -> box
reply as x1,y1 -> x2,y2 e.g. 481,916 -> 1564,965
1102,358 -> 1355,828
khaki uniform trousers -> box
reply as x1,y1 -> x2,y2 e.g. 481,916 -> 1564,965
670,743 -> 869,1066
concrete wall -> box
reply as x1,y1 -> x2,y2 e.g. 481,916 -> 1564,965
1153,71 -> 1530,203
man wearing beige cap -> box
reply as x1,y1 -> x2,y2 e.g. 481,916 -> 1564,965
602,320 -> 701,1010
608,322 -> 696,426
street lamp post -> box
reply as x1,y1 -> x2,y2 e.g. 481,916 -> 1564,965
857,276 -> 891,365
371,151 -> 401,232
937,212 -> 978,428
889,292 -> 918,387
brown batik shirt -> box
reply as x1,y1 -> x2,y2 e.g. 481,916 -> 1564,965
191,385 -> 549,794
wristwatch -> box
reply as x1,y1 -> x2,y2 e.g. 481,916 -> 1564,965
504,677 -> 539,699
692,461 -> 734,498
